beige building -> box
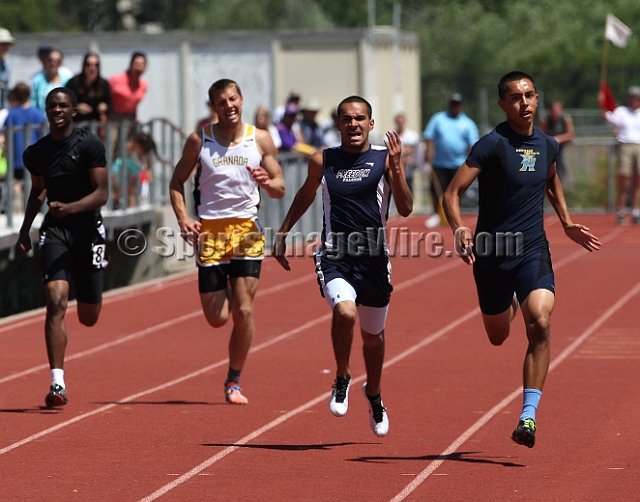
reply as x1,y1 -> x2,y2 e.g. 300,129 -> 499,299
7,28 -> 420,138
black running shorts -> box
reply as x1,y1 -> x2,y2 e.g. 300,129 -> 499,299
39,221 -> 108,304
473,239 -> 554,316
198,260 -> 262,293
315,252 -> 393,308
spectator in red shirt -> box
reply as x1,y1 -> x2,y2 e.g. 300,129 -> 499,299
108,52 -> 148,122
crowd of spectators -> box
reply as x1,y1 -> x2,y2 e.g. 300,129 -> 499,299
0,26 -> 425,213
0,28 -> 150,211
264,90 -> 343,158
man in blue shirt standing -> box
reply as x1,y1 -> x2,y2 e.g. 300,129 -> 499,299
423,93 -> 479,228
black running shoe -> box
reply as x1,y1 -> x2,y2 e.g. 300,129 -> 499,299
511,418 -> 536,448
45,384 -> 68,408
329,376 -> 351,416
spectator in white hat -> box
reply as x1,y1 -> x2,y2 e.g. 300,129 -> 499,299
300,98 -> 324,148
0,28 -> 16,109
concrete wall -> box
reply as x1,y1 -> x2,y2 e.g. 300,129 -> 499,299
5,28 -> 420,137
0,218 -> 168,318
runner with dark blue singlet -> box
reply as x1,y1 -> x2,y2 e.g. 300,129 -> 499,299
273,96 -> 413,437
443,71 -> 601,448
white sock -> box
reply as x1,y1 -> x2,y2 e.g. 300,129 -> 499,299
632,208 -> 640,217
51,369 -> 65,388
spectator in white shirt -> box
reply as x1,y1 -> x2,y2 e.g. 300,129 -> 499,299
604,86 -> 640,225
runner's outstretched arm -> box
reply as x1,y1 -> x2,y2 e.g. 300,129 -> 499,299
273,151 -> 323,270
545,162 -> 601,252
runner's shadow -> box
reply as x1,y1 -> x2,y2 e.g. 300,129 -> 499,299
95,400 -> 219,406
349,451 -> 525,467
0,407 -> 59,414
204,442 -> 376,451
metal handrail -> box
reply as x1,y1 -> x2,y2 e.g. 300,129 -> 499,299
1,117 -> 621,253
0,117 -> 188,234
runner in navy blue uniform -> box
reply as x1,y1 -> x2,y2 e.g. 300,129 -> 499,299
443,71 -> 601,448
274,96 -> 413,437
15,87 -> 108,408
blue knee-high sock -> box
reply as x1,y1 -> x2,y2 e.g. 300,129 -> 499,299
520,388 -> 542,422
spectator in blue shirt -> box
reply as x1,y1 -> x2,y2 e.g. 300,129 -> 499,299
4,82 -> 46,211
423,93 -> 479,228
6,83 -> 46,178
30,49 -> 71,115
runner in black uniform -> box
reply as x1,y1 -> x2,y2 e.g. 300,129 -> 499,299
443,71 -> 601,448
274,96 -> 413,437
16,87 -> 108,408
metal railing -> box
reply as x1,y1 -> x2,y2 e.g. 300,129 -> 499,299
257,152 -> 323,249
0,118 -> 186,233
0,122 -> 48,229
0,118 -> 621,249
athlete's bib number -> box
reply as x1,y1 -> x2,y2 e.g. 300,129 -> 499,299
92,244 -> 106,267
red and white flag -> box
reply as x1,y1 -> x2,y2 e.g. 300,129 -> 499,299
599,81 -> 617,112
605,13 -> 632,48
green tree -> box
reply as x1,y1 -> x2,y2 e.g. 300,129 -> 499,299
0,0 -> 57,32
187,0 -> 332,31
4,0 -> 640,129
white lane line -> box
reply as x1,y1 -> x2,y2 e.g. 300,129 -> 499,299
0,311 -> 332,457
552,226 -> 623,269
137,306 -> 478,502
389,280 -> 640,502
137,391 -> 331,502
137,228 -> 623,501
0,312 -> 201,385
0,259 -> 464,459
0,275 -> 312,385
3,227 -> 622,493
0,270 -> 198,332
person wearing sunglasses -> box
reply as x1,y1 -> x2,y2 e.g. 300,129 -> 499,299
65,52 -> 112,130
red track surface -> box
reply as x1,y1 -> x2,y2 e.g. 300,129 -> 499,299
1,214 -> 639,501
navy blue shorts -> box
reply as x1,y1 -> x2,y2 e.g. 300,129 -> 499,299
198,260 -> 262,293
39,221 -> 108,304
315,252 -> 393,308
473,240 -> 554,316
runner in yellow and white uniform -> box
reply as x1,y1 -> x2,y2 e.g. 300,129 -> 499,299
196,122 -> 265,266
170,79 -> 285,405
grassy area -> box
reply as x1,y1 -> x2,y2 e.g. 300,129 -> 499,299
564,153 -> 609,210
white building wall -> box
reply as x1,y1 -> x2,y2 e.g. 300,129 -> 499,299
4,29 -> 419,136
189,47 -> 272,133
280,48 -> 359,124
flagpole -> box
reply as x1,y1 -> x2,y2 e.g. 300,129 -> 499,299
600,37 -> 610,84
